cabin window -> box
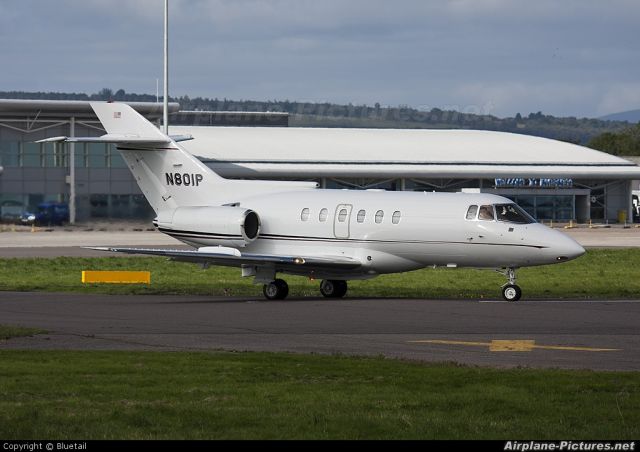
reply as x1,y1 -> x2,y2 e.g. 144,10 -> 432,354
338,208 -> 348,222
466,205 -> 478,220
301,208 -> 310,221
357,209 -> 366,223
478,205 -> 495,221
392,211 -> 401,224
319,208 -> 328,222
375,210 -> 384,224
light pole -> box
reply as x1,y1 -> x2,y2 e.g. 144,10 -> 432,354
163,0 -> 169,134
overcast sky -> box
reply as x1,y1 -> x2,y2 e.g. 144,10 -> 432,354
1,0 -> 638,118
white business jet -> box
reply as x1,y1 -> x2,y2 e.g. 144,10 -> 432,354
41,102 -> 585,301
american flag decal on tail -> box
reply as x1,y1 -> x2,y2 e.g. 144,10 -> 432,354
113,111 -> 121,118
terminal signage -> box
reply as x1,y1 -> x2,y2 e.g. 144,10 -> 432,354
494,178 -> 573,189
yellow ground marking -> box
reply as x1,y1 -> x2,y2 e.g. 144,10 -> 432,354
490,340 -> 535,351
408,339 -> 619,352
81,271 -> 151,284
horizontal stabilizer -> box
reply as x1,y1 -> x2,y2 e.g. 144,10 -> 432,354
35,104 -> 187,147
36,134 -> 171,145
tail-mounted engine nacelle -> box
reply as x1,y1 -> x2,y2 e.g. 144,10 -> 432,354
155,206 -> 260,247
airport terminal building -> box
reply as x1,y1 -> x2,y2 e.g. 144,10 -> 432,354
1,99 -> 639,224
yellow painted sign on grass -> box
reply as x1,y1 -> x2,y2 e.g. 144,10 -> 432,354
82,271 -> 150,284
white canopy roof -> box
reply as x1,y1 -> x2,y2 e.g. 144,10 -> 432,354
172,126 -> 640,179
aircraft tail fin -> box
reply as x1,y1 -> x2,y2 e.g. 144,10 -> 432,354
91,102 -> 168,142
92,102 -> 227,213
39,102 -> 318,214
39,102 -> 225,213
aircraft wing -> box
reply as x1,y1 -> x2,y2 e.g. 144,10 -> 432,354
86,247 -> 362,270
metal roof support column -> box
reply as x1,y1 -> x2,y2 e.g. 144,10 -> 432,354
69,116 -> 76,224
627,180 -> 633,225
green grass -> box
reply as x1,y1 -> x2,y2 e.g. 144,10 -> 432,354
0,325 -> 45,340
0,249 -> 638,299
0,351 -> 638,439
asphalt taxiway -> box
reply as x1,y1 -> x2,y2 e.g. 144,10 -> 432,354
1,291 -> 638,371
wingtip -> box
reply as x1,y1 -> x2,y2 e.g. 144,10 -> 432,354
81,246 -> 114,252
35,136 -> 68,143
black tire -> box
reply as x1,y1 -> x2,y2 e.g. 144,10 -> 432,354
320,280 -> 348,298
263,278 -> 289,300
502,284 -> 522,302
334,280 -> 347,298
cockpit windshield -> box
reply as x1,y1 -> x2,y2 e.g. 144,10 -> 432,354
494,203 -> 536,224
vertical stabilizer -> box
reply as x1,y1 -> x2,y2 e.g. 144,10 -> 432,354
91,102 -> 225,213
74,102 -> 318,214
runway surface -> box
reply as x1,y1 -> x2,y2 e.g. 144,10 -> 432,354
1,291 -> 638,371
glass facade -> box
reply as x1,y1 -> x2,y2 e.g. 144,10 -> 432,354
110,149 -> 127,168
325,178 -> 399,191
87,143 -> 108,168
0,141 -> 20,167
84,194 -> 154,219
0,141 -> 124,168
505,195 -> 575,221
22,142 -> 41,167
0,134 -> 153,221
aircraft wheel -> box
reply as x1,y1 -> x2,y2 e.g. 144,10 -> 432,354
502,284 -> 522,302
320,280 -> 348,298
263,279 -> 289,300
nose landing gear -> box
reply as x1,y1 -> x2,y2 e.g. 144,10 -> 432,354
498,267 -> 522,302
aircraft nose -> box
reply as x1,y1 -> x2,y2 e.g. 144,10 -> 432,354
554,235 -> 585,262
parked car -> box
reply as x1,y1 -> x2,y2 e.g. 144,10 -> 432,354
21,202 -> 69,226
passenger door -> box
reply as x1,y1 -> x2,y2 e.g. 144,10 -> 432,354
333,204 -> 353,239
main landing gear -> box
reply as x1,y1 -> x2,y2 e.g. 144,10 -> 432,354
263,279 -> 289,300
319,280 -> 348,298
262,279 -> 348,300
498,267 -> 522,302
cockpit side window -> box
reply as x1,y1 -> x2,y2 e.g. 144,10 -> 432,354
466,205 -> 478,220
495,203 -> 536,224
478,205 -> 495,221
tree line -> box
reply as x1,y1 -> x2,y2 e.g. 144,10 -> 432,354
587,124 -> 640,155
